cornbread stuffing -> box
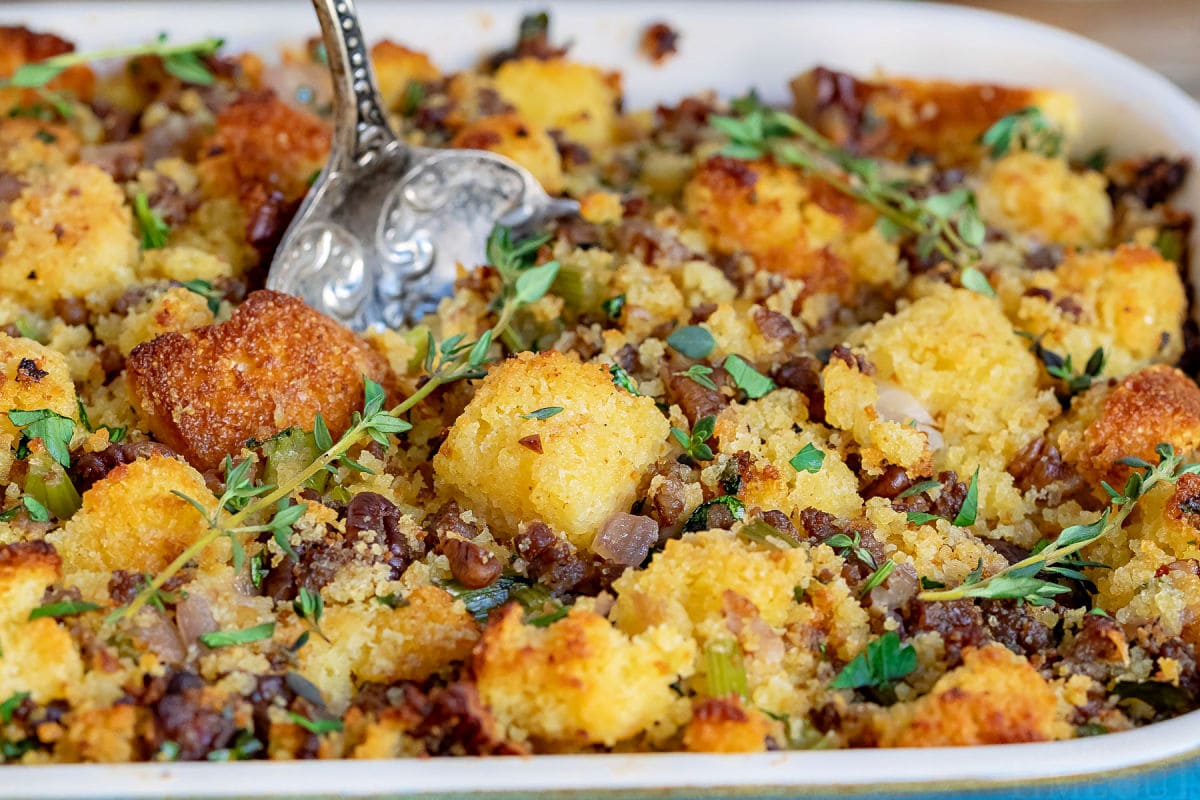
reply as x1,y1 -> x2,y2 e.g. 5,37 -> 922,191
0,14 -> 1196,764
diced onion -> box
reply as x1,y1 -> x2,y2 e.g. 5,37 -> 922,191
175,594 -> 218,646
591,513 -> 659,566
875,381 -> 944,450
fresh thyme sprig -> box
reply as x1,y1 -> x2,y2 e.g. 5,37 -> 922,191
709,93 -> 992,295
1,35 -> 225,118
114,226 -> 557,622
980,107 -> 1063,159
919,443 -> 1200,605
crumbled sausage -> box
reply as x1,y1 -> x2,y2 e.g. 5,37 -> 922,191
639,22 -> 679,65
903,599 -> 985,668
441,538 -> 502,589
72,442 -> 180,492
151,671 -> 237,761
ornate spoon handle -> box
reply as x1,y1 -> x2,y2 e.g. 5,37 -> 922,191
310,0 -> 406,168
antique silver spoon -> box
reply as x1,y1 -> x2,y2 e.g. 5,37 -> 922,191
267,0 -> 578,331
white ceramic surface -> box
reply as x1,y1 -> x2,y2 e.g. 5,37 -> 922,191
4,1 -> 1200,795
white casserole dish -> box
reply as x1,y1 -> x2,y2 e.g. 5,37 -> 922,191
5,1 -> 1200,796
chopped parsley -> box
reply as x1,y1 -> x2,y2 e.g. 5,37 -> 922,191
180,279 -> 223,315
133,192 -> 169,250
666,325 -> 715,359
722,354 -> 774,399
980,107 -> 1063,159
8,408 -> 75,467
829,630 -> 917,704
789,443 -> 824,474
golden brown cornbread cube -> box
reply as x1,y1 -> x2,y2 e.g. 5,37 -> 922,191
791,67 -> 1078,167
47,453 -> 215,593
851,286 -> 1060,525
451,113 -> 564,194
56,705 -> 139,763
473,605 -> 694,747
1015,245 -> 1186,376
0,163 -> 138,311
0,27 -> 94,116
296,586 -> 479,713
682,697 -> 772,753
1057,365 -> 1200,489
976,153 -> 1112,248
126,289 -> 394,471
686,155 -> 883,297
0,332 -> 77,438
370,40 -> 441,112
433,350 -> 669,547
493,57 -> 620,149
0,541 -> 83,704
0,117 -> 79,172
868,645 -> 1069,746
109,286 -> 216,358
196,92 -> 330,262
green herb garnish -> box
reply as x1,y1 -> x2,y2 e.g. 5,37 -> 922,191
709,93 -> 993,294
683,495 -> 746,532
677,363 -> 718,391
829,630 -> 916,703
667,325 -> 716,359
28,599 -> 101,621
921,444 -> 1198,606
198,622 -> 275,649
180,279 -> 222,315
789,443 -> 824,474
671,415 -> 715,461
287,711 -> 343,735
0,692 -> 29,724
610,364 -> 641,395
601,294 -> 626,319
8,408 -> 75,468
133,192 -> 169,250
824,529 -> 876,569
897,480 -> 942,499
520,406 -> 564,420
980,107 -> 1063,159
859,559 -> 896,597
722,354 -> 774,399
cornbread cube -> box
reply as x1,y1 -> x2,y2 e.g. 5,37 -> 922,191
682,156 -> 869,298
433,351 -> 669,547
0,332 -> 77,438
0,27 -> 94,116
0,542 -> 84,704
296,586 -> 479,712
473,605 -> 695,747
493,57 -> 620,149
1056,365 -> 1200,488
136,245 -> 235,284
126,290 -> 394,471
57,705 -> 139,763
196,92 -> 330,263
1015,245 -> 1186,376
451,113 -> 564,194
0,163 -> 138,311
682,697 -> 772,753
791,67 -> 1078,167
852,286 -> 1060,524
0,117 -> 79,172
370,40 -> 441,113
977,153 -> 1112,248
612,528 -> 816,635
110,286 -> 216,357
48,453 -> 216,591
869,645 -> 1069,745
